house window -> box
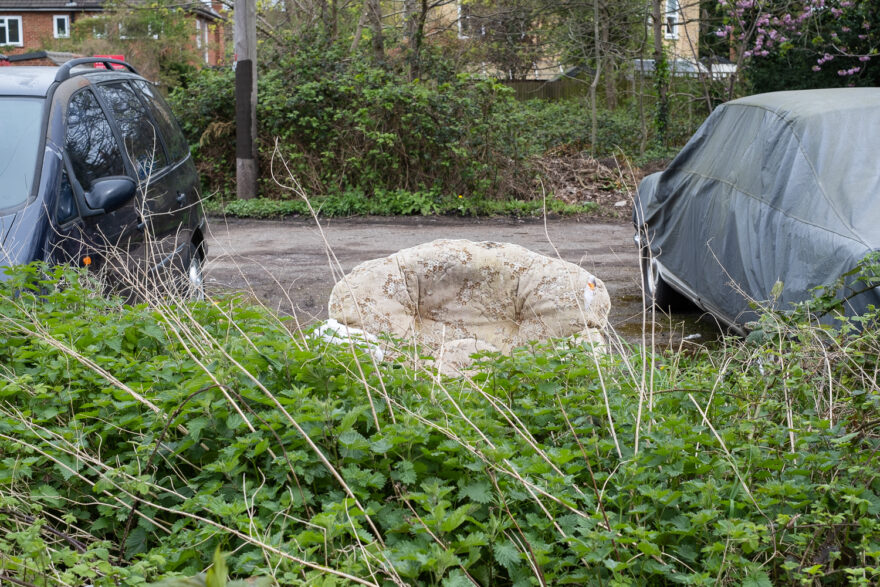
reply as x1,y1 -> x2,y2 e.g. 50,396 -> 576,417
54,15 -> 70,38
665,0 -> 680,39
0,16 -> 22,46
195,19 -> 209,63
119,21 -> 158,40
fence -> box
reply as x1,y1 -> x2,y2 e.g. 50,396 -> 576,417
500,78 -> 589,101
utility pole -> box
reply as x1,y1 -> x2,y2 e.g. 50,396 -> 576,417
234,0 -> 257,200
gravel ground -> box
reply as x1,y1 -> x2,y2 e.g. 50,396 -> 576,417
204,215 -> 716,345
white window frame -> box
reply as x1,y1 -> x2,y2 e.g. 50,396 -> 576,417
664,0 -> 680,40
53,14 -> 70,39
0,16 -> 23,47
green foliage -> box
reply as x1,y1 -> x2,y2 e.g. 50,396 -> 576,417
508,98 -> 698,159
653,50 -> 671,146
204,192 -> 596,219
52,0 -> 199,87
170,46 -> 530,202
747,251 -> 880,343
168,44 -> 704,211
730,0 -> 880,92
746,49 -> 880,93
457,0 -> 547,80
3,262 -> 880,584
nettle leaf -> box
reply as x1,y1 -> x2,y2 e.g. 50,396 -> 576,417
32,484 -> 63,507
139,323 -> 166,343
440,504 -> 474,533
336,405 -> 369,434
370,436 -> 394,454
493,540 -> 521,570
125,526 -> 149,557
455,531 -> 488,549
338,429 -> 370,451
441,569 -> 473,587
204,455 -> 240,474
459,481 -> 493,504
226,412 -> 246,431
742,571 -> 773,587
187,416 -> 210,442
392,460 -> 417,485
54,456 -> 83,481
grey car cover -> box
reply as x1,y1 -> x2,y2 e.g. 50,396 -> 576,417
634,88 -> 880,327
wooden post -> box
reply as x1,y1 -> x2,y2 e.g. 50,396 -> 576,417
235,0 -> 257,200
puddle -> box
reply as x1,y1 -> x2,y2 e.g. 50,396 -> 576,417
611,293 -> 727,350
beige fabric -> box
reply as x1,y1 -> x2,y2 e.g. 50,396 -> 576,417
328,239 -> 610,369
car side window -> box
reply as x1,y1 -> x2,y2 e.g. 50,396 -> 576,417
96,82 -> 168,180
65,89 -> 126,192
131,80 -> 190,163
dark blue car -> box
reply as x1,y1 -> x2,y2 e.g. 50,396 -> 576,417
0,57 -> 206,295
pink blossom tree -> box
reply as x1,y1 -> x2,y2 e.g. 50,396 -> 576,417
716,0 -> 878,85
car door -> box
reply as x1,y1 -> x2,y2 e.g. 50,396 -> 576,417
63,87 -> 143,265
94,81 -> 174,237
129,79 -> 199,229
96,80 -> 196,268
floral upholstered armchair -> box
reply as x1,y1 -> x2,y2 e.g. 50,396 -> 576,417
328,239 -> 610,372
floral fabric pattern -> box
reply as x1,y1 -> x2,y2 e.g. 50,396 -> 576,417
328,239 -> 611,369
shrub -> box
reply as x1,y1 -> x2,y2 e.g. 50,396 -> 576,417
170,47 -> 530,202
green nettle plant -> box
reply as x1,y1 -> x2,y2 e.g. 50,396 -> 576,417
1,260 -> 880,585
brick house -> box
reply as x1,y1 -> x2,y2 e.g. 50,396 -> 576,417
662,0 -> 701,62
0,0 -> 225,67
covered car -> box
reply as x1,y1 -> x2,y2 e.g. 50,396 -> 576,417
633,88 -> 880,331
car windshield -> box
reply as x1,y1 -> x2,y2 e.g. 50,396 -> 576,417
0,98 -> 44,209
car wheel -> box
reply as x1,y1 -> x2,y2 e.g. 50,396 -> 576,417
185,246 -> 205,301
640,247 -> 680,310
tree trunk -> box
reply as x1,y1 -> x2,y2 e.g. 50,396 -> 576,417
601,19 -> 616,109
652,0 -> 668,145
589,0 -> 602,157
403,0 -> 419,40
328,0 -> 338,43
366,0 -> 385,62
408,0 -> 429,80
349,3 -> 369,54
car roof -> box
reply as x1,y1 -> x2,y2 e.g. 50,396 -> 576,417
0,64 -> 141,97
728,87 -> 880,123
672,87 -> 880,249
0,66 -> 59,97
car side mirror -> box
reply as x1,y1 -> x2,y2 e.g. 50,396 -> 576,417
84,176 -> 137,214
